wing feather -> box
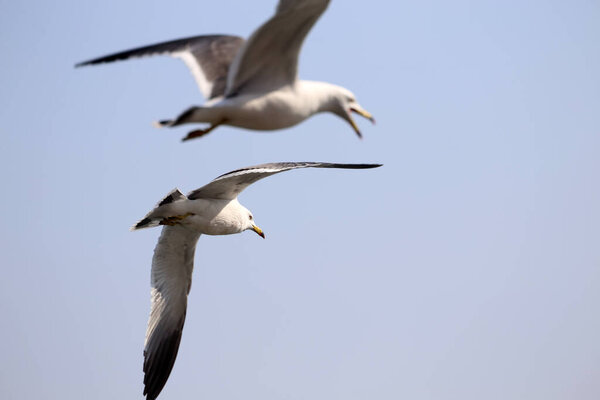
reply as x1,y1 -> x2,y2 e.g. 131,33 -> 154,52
76,35 -> 244,99
225,0 -> 330,96
142,225 -> 201,400
188,162 -> 382,200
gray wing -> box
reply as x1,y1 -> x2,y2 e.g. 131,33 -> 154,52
76,35 -> 245,99
188,162 -> 382,200
224,0 -> 330,96
143,225 -> 201,400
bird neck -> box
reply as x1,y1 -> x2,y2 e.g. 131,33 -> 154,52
296,80 -> 344,114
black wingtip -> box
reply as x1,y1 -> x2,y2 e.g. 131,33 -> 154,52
74,56 -> 119,68
132,217 -> 153,230
361,163 -> 383,168
143,329 -> 183,400
74,59 -> 98,68
330,163 -> 383,169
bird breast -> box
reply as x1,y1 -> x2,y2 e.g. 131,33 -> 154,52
215,87 -> 316,130
181,198 -> 247,236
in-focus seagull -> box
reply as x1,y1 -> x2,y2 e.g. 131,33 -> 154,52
76,0 -> 375,141
132,162 -> 382,400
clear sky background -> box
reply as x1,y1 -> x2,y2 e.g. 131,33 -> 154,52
1,0 -> 599,399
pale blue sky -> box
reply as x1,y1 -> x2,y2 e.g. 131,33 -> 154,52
1,1 -> 599,399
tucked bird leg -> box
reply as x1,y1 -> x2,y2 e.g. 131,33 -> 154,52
159,213 -> 193,226
182,119 -> 227,142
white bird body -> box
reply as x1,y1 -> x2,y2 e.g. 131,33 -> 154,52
145,197 -> 251,236
176,81 -> 344,131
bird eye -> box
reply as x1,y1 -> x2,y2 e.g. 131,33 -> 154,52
249,215 -> 253,220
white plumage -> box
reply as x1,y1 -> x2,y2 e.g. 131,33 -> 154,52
133,162 -> 382,400
76,0 -> 375,140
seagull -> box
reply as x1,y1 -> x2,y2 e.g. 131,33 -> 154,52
132,161 -> 381,400
131,162 -> 381,400
75,0 -> 375,141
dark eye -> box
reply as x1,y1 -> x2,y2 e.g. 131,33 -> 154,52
249,215 -> 253,220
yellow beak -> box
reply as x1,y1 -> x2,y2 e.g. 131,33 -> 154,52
349,106 -> 375,138
252,224 -> 265,239
348,116 -> 362,138
351,106 -> 375,123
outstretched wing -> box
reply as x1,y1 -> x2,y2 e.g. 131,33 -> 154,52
224,0 -> 330,96
76,35 -> 244,99
188,162 -> 382,200
143,225 -> 202,400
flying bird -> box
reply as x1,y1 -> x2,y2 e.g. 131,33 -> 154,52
76,0 -> 375,141
132,162 -> 382,399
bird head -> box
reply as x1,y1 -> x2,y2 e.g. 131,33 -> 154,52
244,211 -> 265,239
331,87 -> 375,138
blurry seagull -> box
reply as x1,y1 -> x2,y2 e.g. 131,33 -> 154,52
76,0 -> 375,141
133,162 -> 382,399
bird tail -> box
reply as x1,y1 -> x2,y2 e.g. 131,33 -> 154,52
131,188 -> 187,231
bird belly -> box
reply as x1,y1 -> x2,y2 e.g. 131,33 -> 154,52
183,215 -> 239,235
217,90 -> 311,130
179,199 -> 245,236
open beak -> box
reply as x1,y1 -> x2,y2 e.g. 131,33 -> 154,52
252,224 -> 265,239
348,106 -> 375,138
